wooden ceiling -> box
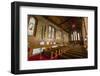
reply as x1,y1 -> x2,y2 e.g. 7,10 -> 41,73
43,16 -> 83,33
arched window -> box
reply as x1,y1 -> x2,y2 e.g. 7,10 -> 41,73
52,28 -> 54,39
71,31 -> 80,41
73,31 -> 77,41
71,34 -> 73,41
28,17 -> 36,36
48,25 -> 52,39
74,31 -> 77,40
77,33 -> 80,40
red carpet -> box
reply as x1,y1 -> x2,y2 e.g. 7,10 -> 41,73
28,54 -> 51,61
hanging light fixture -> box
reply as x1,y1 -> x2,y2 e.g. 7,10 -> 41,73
40,40 -> 45,45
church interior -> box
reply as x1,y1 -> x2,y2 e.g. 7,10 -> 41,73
28,15 -> 88,61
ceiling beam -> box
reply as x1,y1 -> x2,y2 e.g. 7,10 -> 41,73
43,16 -> 70,33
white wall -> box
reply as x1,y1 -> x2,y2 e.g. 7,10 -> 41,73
0,0 -> 99,76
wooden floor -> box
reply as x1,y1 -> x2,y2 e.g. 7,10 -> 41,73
28,44 -> 88,61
